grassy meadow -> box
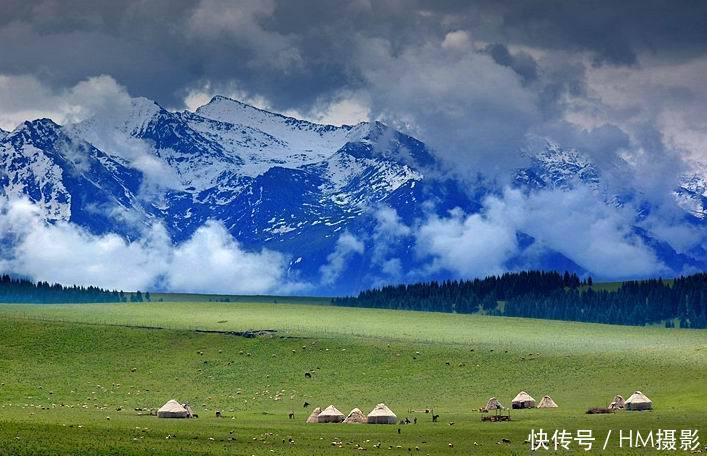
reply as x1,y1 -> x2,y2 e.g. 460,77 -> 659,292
0,299 -> 705,455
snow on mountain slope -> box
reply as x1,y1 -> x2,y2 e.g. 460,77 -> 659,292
1,120 -> 72,220
0,119 -> 149,234
2,95 -> 705,293
516,139 -> 600,191
69,98 -> 241,194
194,96 -> 355,169
61,96 -> 434,248
675,165 -> 707,219
516,137 -> 706,223
307,136 -> 423,211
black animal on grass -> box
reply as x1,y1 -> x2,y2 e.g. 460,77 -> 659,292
303,401 -> 310,408
288,412 -> 294,419
432,414 -> 439,423
586,407 -> 613,414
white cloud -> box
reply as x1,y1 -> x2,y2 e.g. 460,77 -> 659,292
0,74 -> 132,130
319,232 -> 364,285
374,206 -> 411,239
0,198 -> 295,294
0,198 -> 168,291
164,221 -> 289,294
499,187 -> 666,279
563,54 -> 707,194
410,186 -> 668,280
353,37 -> 540,179
307,93 -> 371,126
415,206 -> 518,277
441,30 -> 472,51
369,206 -> 412,279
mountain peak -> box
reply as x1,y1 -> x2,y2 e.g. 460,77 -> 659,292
199,95 -> 285,122
193,95 -> 355,163
9,118 -> 63,144
197,95 -> 352,131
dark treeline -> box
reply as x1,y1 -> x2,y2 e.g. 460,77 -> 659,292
333,271 -> 707,328
0,275 -> 149,303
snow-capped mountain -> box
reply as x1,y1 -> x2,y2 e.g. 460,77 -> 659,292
0,119 -> 148,233
675,167 -> 707,220
515,138 -> 601,191
1,96 -> 704,293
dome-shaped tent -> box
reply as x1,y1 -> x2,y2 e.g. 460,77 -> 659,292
625,391 -> 652,411
538,395 -> 558,408
157,400 -> 190,418
343,408 -> 367,424
305,407 -> 322,423
608,394 -> 625,410
483,397 -> 504,411
317,405 -> 345,423
367,403 -> 397,424
511,391 -> 536,409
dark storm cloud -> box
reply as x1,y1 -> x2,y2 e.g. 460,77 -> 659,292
495,0 -> 707,65
2,0 -> 705,110
483,43 -> 538,83
1,0 -> 705,187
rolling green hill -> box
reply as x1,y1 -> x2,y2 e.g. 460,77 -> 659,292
0,300 -> 705,455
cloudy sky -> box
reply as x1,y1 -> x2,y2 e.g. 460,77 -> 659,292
1,0 -> 705,178
0,0 -> 705,292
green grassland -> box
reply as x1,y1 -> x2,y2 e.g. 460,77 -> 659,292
0,300 -> 705,455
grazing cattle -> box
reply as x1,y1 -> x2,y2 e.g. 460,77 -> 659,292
288,412 -> 295,419
304,372 -> 312,379
303,401 -> 310,408
215,410 -> 222,418
432,414 -> 439,423
413,417 -> 417,424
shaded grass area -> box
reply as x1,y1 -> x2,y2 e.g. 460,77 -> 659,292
1,302 -> 705,363
0,303 -> 705,455
149,293 -> 332,305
